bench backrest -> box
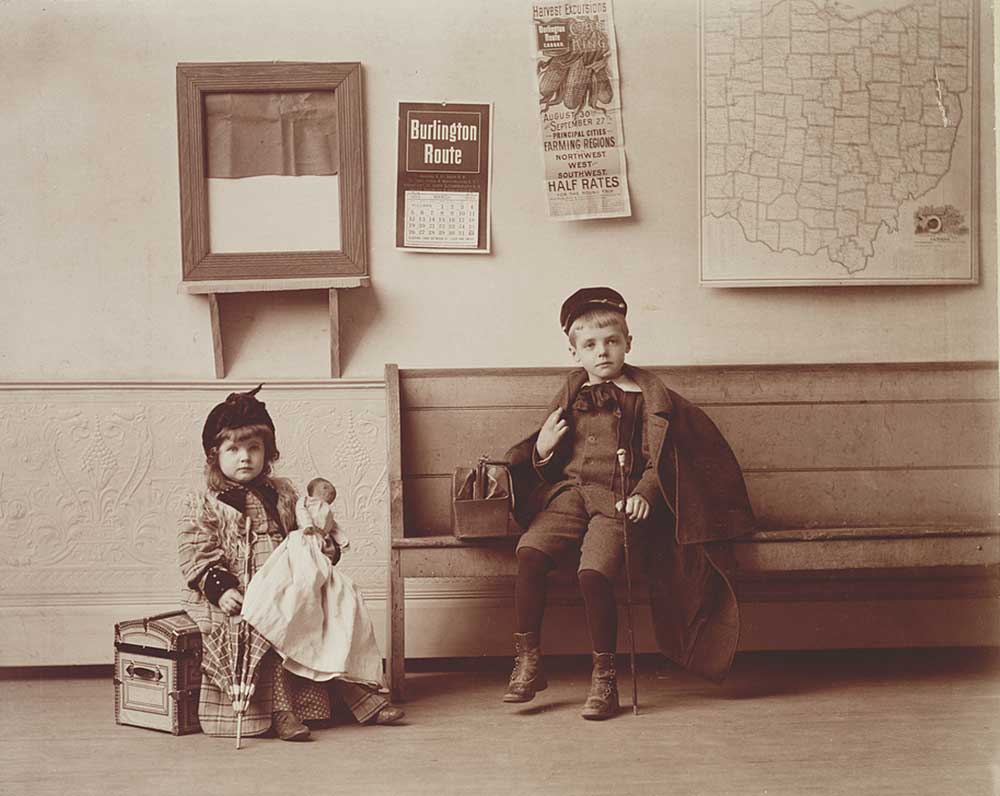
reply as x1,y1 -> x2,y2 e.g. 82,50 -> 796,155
387,362 -> 999,536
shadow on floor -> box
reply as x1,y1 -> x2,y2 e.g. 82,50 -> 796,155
399,647 -> 1000,705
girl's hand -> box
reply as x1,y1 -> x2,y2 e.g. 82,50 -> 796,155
535,408 -> 569,460
218,588 -> 244,616
300,525 -> 323,537
616,494 -> 650,522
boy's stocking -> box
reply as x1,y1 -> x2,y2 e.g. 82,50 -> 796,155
579,568 -> 617,653
514,547 -> 554,637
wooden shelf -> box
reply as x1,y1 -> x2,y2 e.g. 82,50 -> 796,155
179,276 -> 370,294
191,279 -> 371,378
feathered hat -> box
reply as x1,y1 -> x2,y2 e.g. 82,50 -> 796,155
201,384 -> 275,454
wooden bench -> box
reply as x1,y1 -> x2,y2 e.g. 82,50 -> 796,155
384,362 -> 1000,701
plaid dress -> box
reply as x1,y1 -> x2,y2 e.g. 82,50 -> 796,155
178,478 -> 386,736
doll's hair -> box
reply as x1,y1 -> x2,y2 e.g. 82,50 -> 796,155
567,308 -> 630,347
203,423 -> 280,491
307,477 -> 336,498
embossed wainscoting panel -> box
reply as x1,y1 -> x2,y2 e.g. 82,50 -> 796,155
0,381 -> 388,665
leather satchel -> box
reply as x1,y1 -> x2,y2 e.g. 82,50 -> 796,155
451,455 -> 517,539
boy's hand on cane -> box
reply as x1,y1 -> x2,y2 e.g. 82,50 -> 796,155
616,494 -> 650,522
219,588 -> 244,616
535,408 -> 569,460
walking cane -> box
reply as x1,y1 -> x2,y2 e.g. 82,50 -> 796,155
616,449 -> 639,716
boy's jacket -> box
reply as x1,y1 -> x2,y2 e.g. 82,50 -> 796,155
506,364 -> 757,682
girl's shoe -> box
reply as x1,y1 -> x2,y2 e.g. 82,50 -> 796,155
369,705 -> 406,725
272,710 -> 311,741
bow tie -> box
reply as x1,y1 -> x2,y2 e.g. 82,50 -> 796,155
573,382 -> 621,413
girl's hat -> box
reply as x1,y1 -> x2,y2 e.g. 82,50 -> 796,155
560,287 -> 627,333
201,384 -> 275,453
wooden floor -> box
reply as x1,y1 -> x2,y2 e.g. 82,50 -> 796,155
2,649 -> 998,796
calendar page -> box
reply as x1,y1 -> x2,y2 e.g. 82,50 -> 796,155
403,191 -> 480,248
395,102 -> 493,253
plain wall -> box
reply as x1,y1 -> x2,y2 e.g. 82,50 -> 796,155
1,0 -> 996,381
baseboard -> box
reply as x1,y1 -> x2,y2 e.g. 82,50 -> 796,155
5,581 -> 996,666
397,592 -> 1000,657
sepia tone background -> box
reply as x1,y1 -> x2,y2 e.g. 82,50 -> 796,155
0,0 -> 996,665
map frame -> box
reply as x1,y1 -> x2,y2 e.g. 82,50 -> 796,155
697,0 -> 980,287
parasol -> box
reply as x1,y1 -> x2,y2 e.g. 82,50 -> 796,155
200,516 -> 271,748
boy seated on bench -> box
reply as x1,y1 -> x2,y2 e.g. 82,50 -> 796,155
503,287 -> 756,719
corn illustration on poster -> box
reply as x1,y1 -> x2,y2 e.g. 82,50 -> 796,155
533,2 -> 632,220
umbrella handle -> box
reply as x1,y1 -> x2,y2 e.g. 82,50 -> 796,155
244,516 -> 253,583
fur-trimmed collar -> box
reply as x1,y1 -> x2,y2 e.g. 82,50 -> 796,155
215,479 -> 282,529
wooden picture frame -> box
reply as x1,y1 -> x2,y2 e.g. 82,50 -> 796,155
176,61 -> 368,286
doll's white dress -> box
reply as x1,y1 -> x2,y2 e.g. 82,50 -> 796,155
240,501 -> 383,689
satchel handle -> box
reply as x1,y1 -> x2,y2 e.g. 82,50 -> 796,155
474,456 -> 514,510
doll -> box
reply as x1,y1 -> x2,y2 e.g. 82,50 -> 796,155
296,477 -> 349,558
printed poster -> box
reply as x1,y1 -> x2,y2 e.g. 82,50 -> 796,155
532,1 -> 631,220
395,102 -> 493,253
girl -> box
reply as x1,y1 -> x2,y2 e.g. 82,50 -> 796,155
177,386 -> 404,741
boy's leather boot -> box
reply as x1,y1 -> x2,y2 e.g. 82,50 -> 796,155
581,652 -> 619,720
502,631 -> 547,703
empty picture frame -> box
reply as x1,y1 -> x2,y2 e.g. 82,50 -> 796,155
176,62 -> 367,283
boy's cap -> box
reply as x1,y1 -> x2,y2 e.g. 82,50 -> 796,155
201,384 -> 275,453
560,287 -> 628,333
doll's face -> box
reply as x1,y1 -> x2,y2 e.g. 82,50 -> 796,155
217,434 -> 266,484
312,480 -> 337,504
569,320 -> 631,383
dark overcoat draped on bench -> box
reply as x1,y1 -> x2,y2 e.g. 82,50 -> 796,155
506,364 -> 757,682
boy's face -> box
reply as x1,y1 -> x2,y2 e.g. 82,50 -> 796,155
569,321 -> 631,383
217,434 -> 266,484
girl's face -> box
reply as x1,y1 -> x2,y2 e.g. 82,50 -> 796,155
217,433 -> 266,484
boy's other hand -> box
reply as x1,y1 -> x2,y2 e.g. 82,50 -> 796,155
535,408 -> 569,460
219,588 -> 244,615
616,494 -> 650,522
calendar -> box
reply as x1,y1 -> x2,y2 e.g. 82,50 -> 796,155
395,102 -> 492,253
403,191 -> 480,249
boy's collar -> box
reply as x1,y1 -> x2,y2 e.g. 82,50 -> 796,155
584,372 -> 641,392
567,364 -> 675,418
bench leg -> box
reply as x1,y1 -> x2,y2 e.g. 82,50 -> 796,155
387,546 -> 406,702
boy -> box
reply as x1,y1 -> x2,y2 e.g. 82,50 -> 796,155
503,287 -> 756,719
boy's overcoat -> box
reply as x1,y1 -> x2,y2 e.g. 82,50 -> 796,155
506,365 -> 756,682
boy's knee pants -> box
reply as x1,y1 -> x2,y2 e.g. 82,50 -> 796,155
516,485 -> 625,580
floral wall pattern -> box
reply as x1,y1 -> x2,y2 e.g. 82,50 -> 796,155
0,382 -> 388,664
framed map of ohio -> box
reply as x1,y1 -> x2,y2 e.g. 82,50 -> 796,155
699,0 -> 979,286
